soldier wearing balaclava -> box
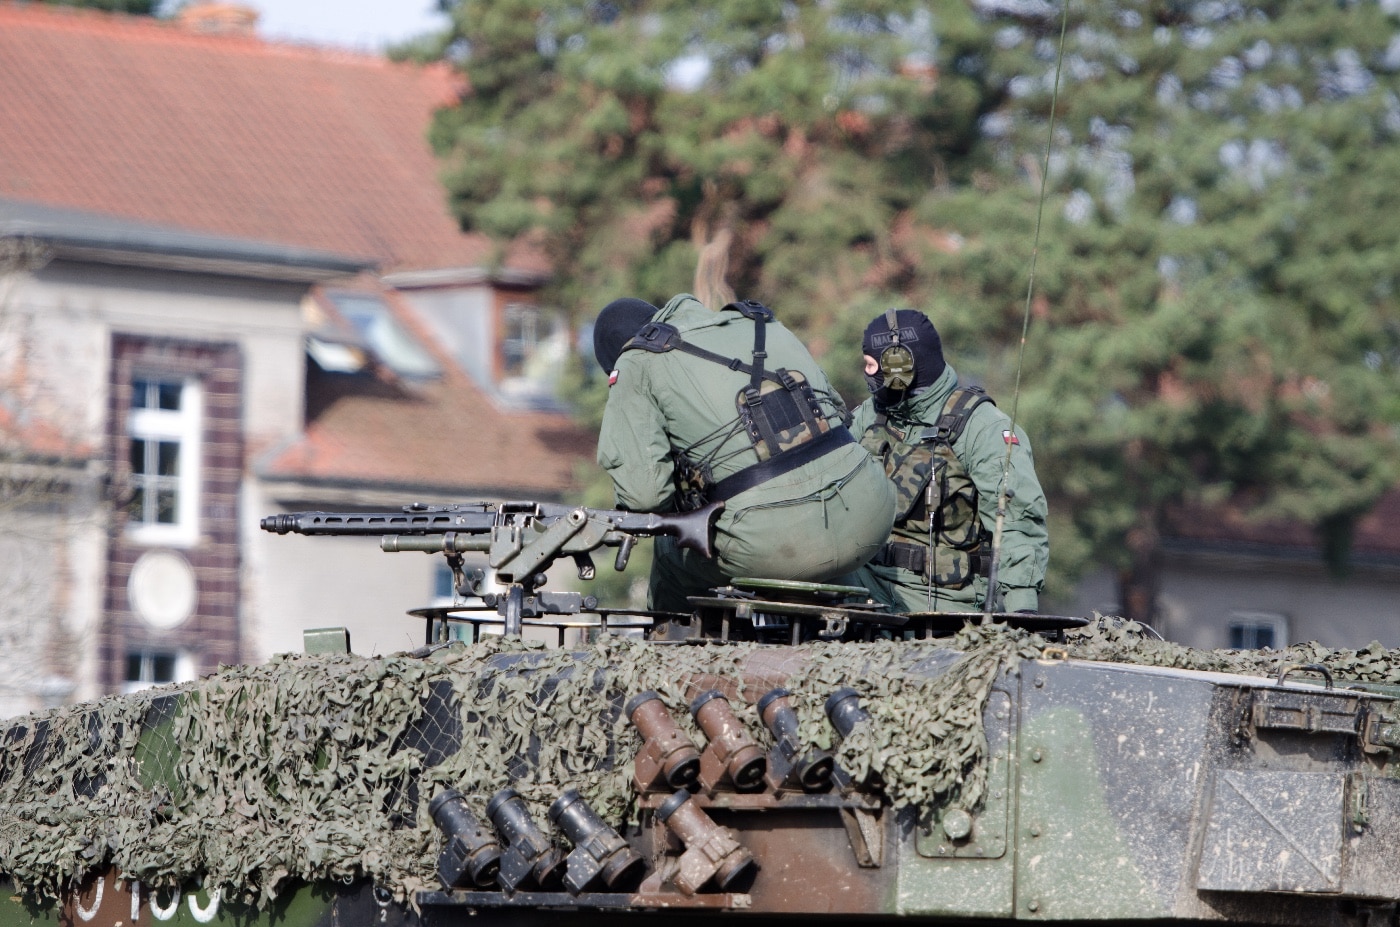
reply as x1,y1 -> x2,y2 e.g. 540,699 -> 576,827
846,309 -> 1048,615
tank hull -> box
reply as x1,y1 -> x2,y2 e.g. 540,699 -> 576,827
4,633 -> 1398,927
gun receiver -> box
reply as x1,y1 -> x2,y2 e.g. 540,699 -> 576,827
260,501 -> 724,635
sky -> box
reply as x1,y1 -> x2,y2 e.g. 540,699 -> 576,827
242,0 -> 450,52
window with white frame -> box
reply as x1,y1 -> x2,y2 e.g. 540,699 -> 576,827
502,303 -> 543,378
123,648 -> 194,693
1227,611 -> 1288,650
127,377 -> 202,545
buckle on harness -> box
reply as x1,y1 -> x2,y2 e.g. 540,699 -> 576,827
629,322 -> 680,353
726,299 -> 774,322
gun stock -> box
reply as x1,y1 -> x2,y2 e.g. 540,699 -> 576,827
603,502 -> 724,560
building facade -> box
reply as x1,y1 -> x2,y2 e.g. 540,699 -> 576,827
0,4 -> 594,716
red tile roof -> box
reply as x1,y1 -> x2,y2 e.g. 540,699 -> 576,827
0,3 -> 587,495
1165,492 -> 1400,561
0,1 -> 542,275
262,367 -> 593,498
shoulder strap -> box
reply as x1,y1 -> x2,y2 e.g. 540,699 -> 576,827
722,299 -> 773,400
723,298 -> 774,323
620,303 -> 784,390
920,386 -> 994,446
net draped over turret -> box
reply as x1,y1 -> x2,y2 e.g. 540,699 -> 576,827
9,493 -> 1400,927
7,620 -> 1400,927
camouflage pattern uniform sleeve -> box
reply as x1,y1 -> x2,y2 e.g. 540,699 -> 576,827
597,355 -> 677,512
956,402 -> 1049,612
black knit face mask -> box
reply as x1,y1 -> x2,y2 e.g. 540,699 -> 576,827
593,298 -> 659,371
861,309 -> 945,408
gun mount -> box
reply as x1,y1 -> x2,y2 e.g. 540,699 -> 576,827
262,500 -> 1081,645
261,500 -> 723,635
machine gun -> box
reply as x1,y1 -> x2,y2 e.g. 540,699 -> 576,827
261,500 -> 723,635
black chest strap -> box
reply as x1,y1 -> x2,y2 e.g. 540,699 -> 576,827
728,299 -> 773,399
869,387 -> 995,447
707,427 -> 854,502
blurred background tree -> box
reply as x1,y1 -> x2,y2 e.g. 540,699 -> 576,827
429,0 -> 1400,621
35,0 -> 161,13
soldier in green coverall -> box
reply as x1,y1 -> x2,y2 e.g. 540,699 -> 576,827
847,309 -> 1049,614
595,293 -> 896,613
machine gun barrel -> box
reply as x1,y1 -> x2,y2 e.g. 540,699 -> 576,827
260,505 -> 496,537
261,501 -> 724,560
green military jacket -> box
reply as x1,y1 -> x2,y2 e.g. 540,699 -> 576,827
598,294 -> 861,509
598,294 -> 895,604
849,364 -> 1049,613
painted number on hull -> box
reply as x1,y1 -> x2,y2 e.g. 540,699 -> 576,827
69,872 -> 221,926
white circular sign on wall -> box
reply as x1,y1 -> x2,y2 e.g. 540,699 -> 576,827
128,550 -> 198,630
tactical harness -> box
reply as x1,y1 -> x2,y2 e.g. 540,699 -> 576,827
622,300 -> 853,510
861,386 -> 995,588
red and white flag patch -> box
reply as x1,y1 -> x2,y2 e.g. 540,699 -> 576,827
608,369 -> 619,387
1002,430 -> 1020,445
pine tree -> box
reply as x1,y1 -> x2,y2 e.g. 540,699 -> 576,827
39,0 -> 161,14
432,0 -> 1400,621
431,1 -> 990,327
918,1 -> 1400,619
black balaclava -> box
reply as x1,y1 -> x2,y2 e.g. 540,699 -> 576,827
593,298 -> 660,371
861,309 -> 946,407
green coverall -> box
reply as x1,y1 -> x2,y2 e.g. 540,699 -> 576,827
846,364 -> 1049,614
598,294 -> 896,613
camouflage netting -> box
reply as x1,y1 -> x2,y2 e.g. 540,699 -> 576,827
2,621 -> 1399,908
1061,620 -> 1400,683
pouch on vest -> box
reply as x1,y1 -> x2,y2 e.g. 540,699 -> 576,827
861,386 -> 994,588
672,450 -> 715,513
930,448 -> 982,551
929,547 -> 982,588
877,439 -> 934,523
736,369 -> 831,462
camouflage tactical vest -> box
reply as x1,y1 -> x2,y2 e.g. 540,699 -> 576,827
860,387 -> 992,588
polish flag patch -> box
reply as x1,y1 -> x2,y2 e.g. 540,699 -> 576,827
608,369 -> 619,387
1003,430 -> 1020,445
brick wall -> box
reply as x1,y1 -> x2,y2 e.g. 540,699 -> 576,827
103,335 -> 244,690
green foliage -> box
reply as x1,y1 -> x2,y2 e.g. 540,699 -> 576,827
40,0 -> 159,12
434,0 -> 982,330
972,0 -> 1400,605
436,0 -> 1400,618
